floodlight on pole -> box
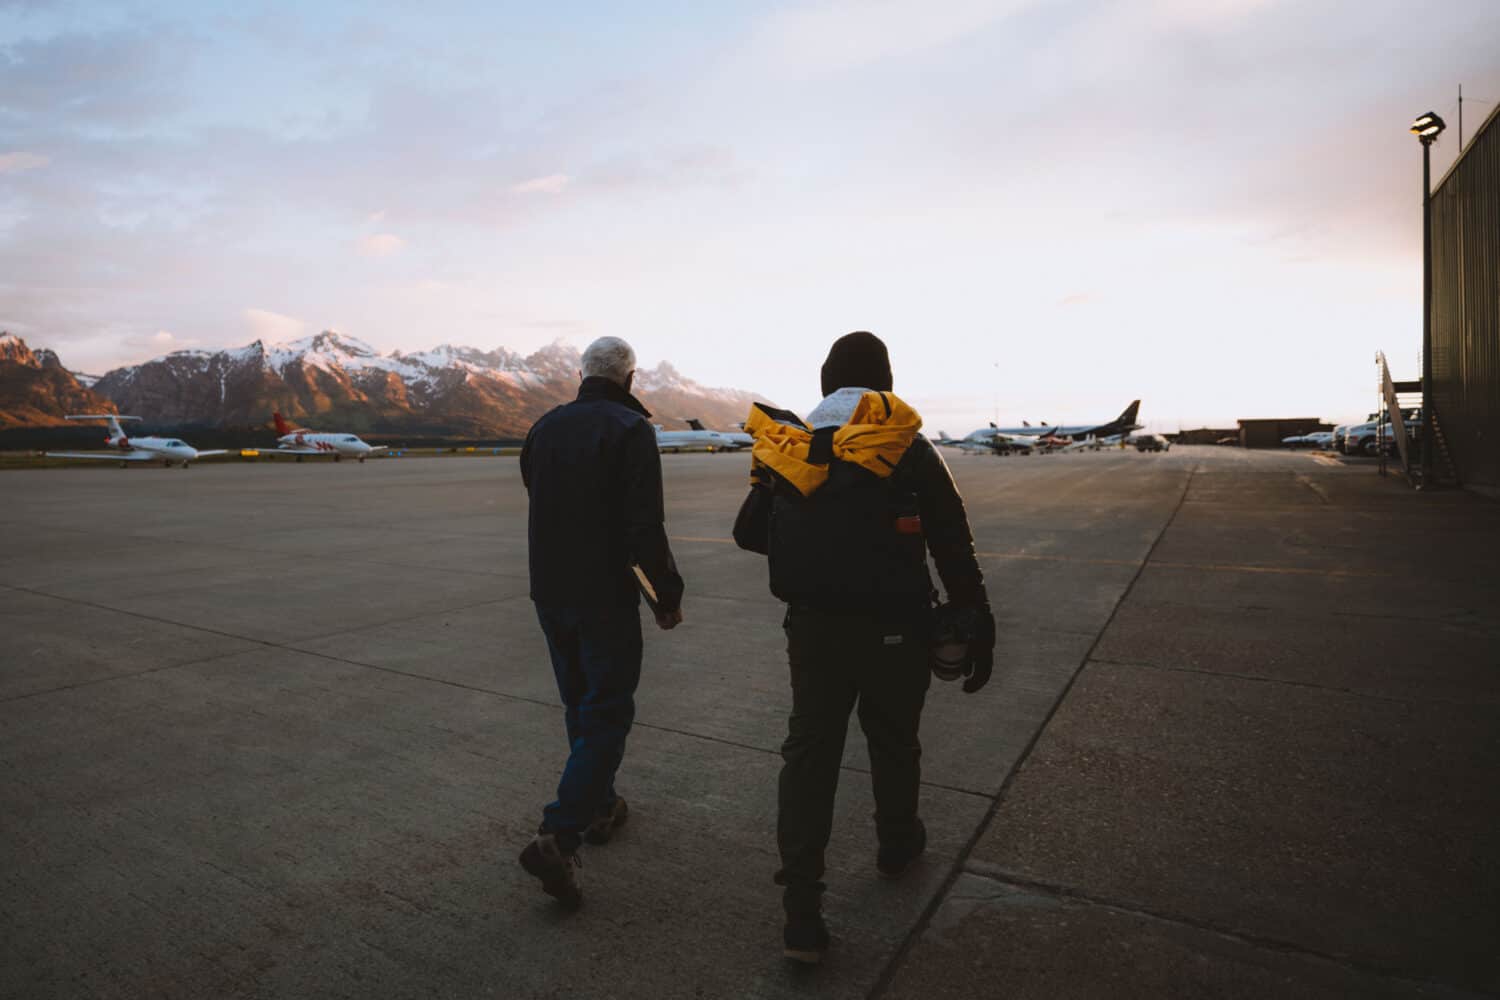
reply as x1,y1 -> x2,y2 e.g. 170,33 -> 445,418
1411,110 -> 1445,486
1410,111 -> 1446,143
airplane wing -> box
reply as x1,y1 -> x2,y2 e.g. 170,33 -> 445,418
193,450 -> 228,458
45,451 -> 156,461
256,447 -> 329,456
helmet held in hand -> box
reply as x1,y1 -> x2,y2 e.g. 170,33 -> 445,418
931,604 -> 979,682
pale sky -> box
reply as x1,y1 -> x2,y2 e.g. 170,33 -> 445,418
2,0 -> 1498,432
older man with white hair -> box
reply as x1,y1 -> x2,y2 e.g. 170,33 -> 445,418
517,335 -> 685,909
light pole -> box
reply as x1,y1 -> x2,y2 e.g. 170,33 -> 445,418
1410,111 -> 1445,486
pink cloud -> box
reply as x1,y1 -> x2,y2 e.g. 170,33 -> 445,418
0,151 -> 50,174
357,233 -> 405,257
510,173 -> 570,195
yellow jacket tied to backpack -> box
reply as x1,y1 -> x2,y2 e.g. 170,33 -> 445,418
744,391 -> 923,497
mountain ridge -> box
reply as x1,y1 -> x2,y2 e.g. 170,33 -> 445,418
3,331 -> 765,438
0,333 -> 118,428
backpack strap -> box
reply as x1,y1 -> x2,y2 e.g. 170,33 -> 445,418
808,426 -> 836,465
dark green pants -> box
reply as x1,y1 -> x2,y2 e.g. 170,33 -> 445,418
776,606 -> 931,912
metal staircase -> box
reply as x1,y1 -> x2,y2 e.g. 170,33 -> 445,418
1376,352 -> 1459,488
1427,409 -> 1461,486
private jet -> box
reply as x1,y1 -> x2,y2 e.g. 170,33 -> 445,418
257,412 -> 387,462
46,415 -> 227,468
656,418 -> 752,454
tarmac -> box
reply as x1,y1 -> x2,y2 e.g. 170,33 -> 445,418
1,446 -> 1495,999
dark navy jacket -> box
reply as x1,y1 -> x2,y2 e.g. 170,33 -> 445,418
521,377 -> 684,613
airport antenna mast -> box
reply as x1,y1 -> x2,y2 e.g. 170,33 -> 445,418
1458,85 -> 1496,151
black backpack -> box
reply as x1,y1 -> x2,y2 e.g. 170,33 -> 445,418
758,428 -> 935,612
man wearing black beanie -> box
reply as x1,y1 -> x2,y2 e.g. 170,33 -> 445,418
735,330 -> 996,964
819,330 -> 893,397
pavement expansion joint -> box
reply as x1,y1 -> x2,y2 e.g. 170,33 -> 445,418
864,462 -> 1202,1000
3,569 -> 1004,799
0,647 -> 249,705
955,862 -> 1493,1000
0,582 -> 521,703
1,517 -> 526,583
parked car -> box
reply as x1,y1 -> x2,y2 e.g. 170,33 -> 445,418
1331,424 -> 1350,452
1344,421 -> 1382,456
1134,434 -> 1170,452
1282,431 -> 1333,448
1380,419 -> 1423,456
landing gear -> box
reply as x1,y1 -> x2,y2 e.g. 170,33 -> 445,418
358,456 -> 365,463
296,456 -> 304,463
163,459 -> 172,467
120,461 -> 129,469
334,454 -> 341,463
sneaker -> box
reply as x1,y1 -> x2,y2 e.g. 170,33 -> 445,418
519,832 -> 582,909
876,818 -> 927,879
783,911 -> 830,965
583,796 -> 629,845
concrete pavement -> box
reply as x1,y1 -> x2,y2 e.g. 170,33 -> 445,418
885,449 -> 1500,1000
0,447 -> 1494,998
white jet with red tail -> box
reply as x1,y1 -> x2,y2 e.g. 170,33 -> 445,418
46,414 -> 228,468
260,412 -> 386,462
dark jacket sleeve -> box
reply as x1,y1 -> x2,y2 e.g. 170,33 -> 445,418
520,423 -> 535,491
907,437 -> 988,607
620,419 -> 685,613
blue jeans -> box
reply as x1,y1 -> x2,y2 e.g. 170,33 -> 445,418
535,603 -> 643,848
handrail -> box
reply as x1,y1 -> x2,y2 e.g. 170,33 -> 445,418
1377,352 -> 1414,482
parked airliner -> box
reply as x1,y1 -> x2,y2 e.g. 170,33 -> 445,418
942,401 -> 1142,455
46,415 -> 227,468
259,412 -> 387,462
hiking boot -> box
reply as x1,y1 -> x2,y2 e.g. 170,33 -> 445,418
876,818 -> 927,879
583,796 -> 629,845
518,832 -> 582,909
783,910 -> 830,965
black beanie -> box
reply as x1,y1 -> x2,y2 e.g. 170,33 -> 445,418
820,331 -> 892,397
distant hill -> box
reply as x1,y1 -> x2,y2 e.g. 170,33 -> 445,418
6,330 -> 765,438
0,333 -> 117,429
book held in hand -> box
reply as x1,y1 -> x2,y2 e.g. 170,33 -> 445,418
632,564 -> 661,612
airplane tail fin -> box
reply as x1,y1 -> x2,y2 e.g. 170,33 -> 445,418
67,413 -> 138,440
686,418 -> 706,431
273,411 -> 291,436
1117,400 -> 1141,427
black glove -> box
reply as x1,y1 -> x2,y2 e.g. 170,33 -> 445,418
963,605 -> 996,694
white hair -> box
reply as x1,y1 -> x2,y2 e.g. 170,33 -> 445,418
580,336 -> 637,386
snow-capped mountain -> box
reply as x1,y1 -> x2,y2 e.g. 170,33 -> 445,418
0,332 -> 116,428
87,331 -> 763,437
